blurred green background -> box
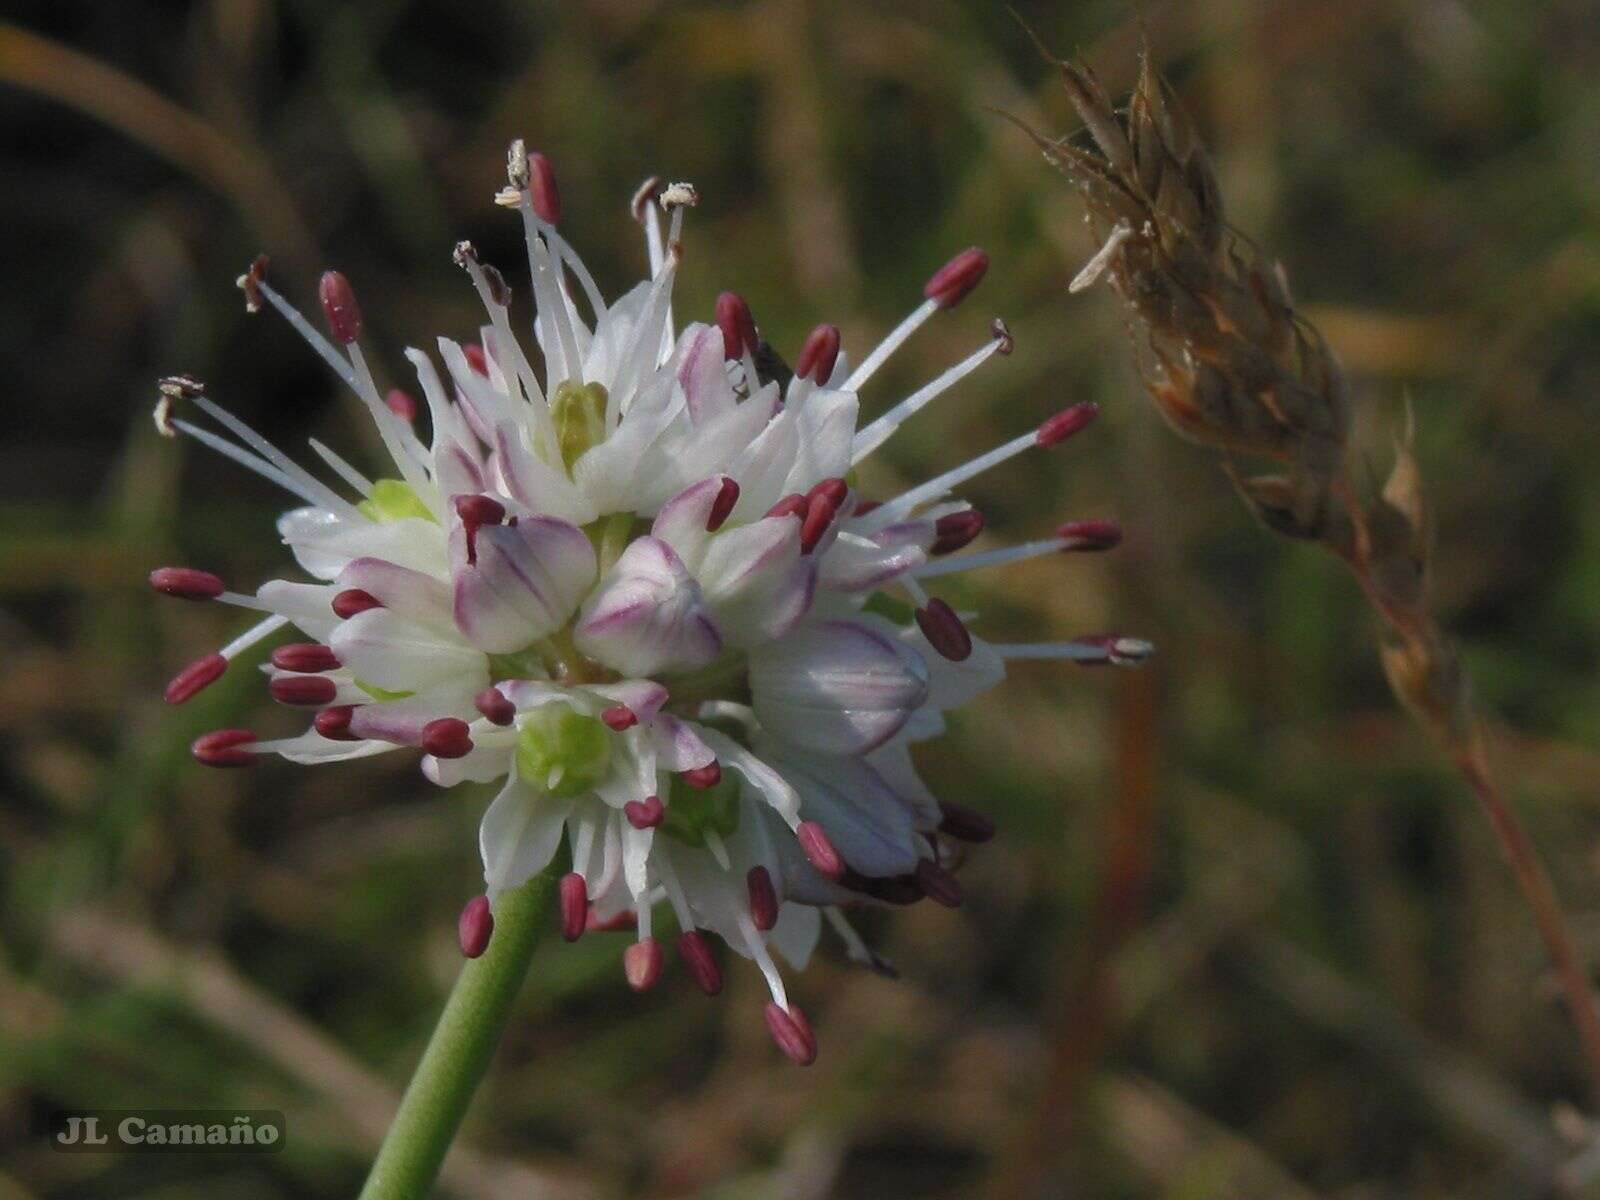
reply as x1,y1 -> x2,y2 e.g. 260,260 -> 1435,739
5,1 -> 1600,1196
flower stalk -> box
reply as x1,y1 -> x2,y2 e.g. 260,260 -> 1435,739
358,871 -> 555,1200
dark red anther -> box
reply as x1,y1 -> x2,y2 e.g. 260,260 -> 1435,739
1036,402 -> 1099,447
526,151 -> 561,224
795,323 -> 841,383
765,493 -> 809,522
706,477 -> 740,532
314,705 -> 357,741
852,498 -> 882,516
385,388 -> 418,420
331,589 -> 382,618
938,801 -> 995,844
796,821 -> 845,880
558,872 -> 587,942
271,643 -> 340,673
165,654 -> 227,705
474,687 -> 515,726
915,598 -> 972,662
624,794 -> 664,829
453,493 -> 507,565
806,477 -> 849,510
764,1002 -> 818,1066
747,865 -> 779,932
798,477 -> 848,554
601,705 -> 637,731
915,858 -> 964,908
463,343 -> 490,376
586,907 -> 637,933
458,895 -> 494,958
1057,519 -> 1123,551
624,937 -> 663,991
150,567 -> 225,600
192,728 -> 257,768
318,270 -> 363,344
677,930 -> 723,996
923,247 -> 988,309
269,675 -> 337,706
715,291 -> 758,360
931,509 -> 985,556
421,717 -> 473,758
680,761 -> 721,790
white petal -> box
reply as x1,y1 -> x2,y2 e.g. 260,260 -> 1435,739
651,714 -> 716,772
764,748 -> 923,877
331,609 -> 486,694
768,901 -> 821,970
696,517 -> 815,646
480,779 -> 572,898
279,507 -> 447,580
749,619 -> 929,755
780,389 -> 857,495
574,536 -> 722,676
338,557 -> 456,636
451,516 -> 596,653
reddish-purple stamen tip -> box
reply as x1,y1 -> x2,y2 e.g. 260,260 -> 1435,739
314,705 -> 357,741
923,247 -> 989,309
915,598 -> 973,662
938,802 -> 995,844
558,872 -> 587,942
795,323 -> 842,383
318,270 -> 363,344
680,761 -> 722,790
715,291 -> 759,360
1057,519 -> 1123,551
150,567 -> 225,600
192,728 -> 257,768
385,388 -> 418,421
747,865 -> 779,932
421,717 -> 473,759
331,589 -> 382,619
601,705 -> 637,731
526,151 -> 561,224
915,858 -> 965,908
707,477 -> 740,533
269,675 -> 337,706
764,1002 -> 818,1066
1036,402 -> 1099,447
587,908 -> 637,933
463,343 -> 490,376
624,794 -> 664,829
624,938 -> 663,991
677,930 -> 723,996
458,895 -> 494,959
765,493 -> 809,522
474,687 -> 515,726
799,478 -> 848,554
931,509 -> 985,556
165,654 -> 227,705
270,643 -> 340,673
453,494 -> 506,527
796,821 -> 845,880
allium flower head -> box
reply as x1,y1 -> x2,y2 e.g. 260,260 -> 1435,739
155,144 -> 1147,1065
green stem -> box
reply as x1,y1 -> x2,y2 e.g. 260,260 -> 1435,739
358,873 -> 554,1200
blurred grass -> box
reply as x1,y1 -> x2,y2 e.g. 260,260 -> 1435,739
4,0 -> 1600,1196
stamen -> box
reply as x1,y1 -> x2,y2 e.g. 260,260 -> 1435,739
421,717 -> 474,758
332,589 -> 382,618
747,865 -> 779,932
587,908 -> 637,934
915,599 -> 972,662
453,494 -> 507,566
192,728 -> 257,768
706,477 -> 740,532
1036,402 -> 1099,447
251,275 -> 358,388
150,567 -> 225,600
459,894 -> 494,958
1056,519 -> 1123,551
938,802 -> 995,843
930,510 -> 984,556
764,1001 -> 817,1066
914,522 -> 1117,579
923,247 -> 989,309
318,271 -> 363,344
624,794 -> 664,829
915,858 -> 964,907
824,907 -> 899,977
841,297 -> 937,394
269,675 -> 337,706
795,323 -> 841,383
765,494 -> 808,521
850,325 -> 1013,464
189,394 -> 355,515
165,654 -> 227,705
995,637 -> 1155,666
624,937 -> 663,991
715,292 -> 759,361
680,761 -> 722,790
385,388 -> 419,421
308,439 -> 374,497
601,705 -> 637,731
526,151 -> 561,224
677,930 -> 723,996
271,643 -> 340,673
314,705 -> 357,741
559,872 -> 588,942
796,821 -> 845,880
474,687 -> 515,726
463,344 -> 489,376
800,478 -> 847,554
218,614 -> 289,660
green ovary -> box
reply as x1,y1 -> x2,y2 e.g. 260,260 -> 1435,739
515,706 -> 612,798
660,770 -> 741,847
358,479 -> 437,524
550,380 -> 609,471
355,679 -> 414,702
